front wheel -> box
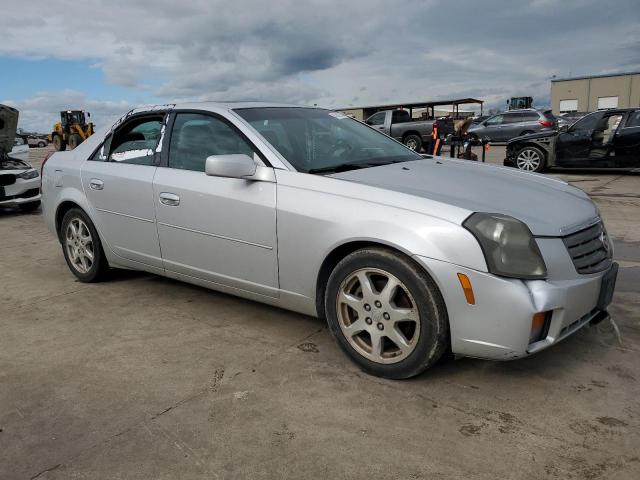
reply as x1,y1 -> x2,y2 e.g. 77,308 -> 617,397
403,134 -> 422,152
60,208 -> 109,282
325,248 -> 449,379
68,134 -> 82,149
52,135 -> 66,151
515,145 -> 546,172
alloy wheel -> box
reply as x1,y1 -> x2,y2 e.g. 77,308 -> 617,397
336,268 -> 420,364
405,139 -> 418,150
516,149 -> 541,171
65,218 -> 95,274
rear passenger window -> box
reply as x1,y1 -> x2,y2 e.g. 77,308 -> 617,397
108,116 -> 164,165
502,114 -> 521,124
626,111 -> 640,128
168,113 -> 255,172
521,112 -> 539,121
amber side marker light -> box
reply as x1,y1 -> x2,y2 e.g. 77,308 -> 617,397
530,312 -> 551,343
457,273 -> 475,305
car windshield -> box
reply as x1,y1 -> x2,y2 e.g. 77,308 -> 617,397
235,107 -> 422,173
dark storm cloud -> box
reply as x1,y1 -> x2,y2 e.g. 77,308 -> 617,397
1,0 -> 639,130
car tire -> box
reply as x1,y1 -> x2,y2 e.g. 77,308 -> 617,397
19,200 -> 41,213
60,208 -> 109,282
38,141 -> 46,148
515,145 -> 546,173
403,134 -> 422,152
325,247 -> 449,379
68,134 -> 82,150
52,135 -> 66,151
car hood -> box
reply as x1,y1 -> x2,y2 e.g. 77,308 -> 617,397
0,104 -> 19,156
508,130 -> 558,144
330,158 -> 597,236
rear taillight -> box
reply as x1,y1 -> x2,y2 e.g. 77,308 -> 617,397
40,152 -> 53,186
539,119 -> 553,127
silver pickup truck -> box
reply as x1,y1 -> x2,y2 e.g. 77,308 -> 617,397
364,109 -> 434,152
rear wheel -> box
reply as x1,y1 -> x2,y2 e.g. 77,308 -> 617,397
37,141 -> 46,148
68,134 -> 82,150
515,145 -> 546,172
325,247 -> 449,379
60,208 -> 109,282
52,135 -> 66,151
403,134 -> 422,152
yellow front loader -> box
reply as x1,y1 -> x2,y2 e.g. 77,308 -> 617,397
49,110 -> 94,151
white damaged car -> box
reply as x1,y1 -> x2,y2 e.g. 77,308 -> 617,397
0,104 -> 41,212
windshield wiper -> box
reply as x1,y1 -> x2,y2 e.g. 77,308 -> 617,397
307,163 -> 376,174
307,158 -> 416,175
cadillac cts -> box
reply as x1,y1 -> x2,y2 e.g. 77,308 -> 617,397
41,103 -> 618,379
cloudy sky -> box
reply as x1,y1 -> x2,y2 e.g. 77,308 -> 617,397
1,0 -> 638,132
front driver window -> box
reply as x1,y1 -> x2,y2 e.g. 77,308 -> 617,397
168,113 -> 255,172
485,115 -> 503,125
570,112 -> 600,132
367,112 -> 385,126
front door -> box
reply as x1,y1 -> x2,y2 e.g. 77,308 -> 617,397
481,114 -> 504,141
153,111 -> 279,297
555,111 -> 603,167
80,114 -> 165,269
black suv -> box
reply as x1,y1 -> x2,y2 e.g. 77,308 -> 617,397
504,108 -> 640,172
467,109 -> 556,142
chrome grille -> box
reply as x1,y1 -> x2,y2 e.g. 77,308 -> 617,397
562,221 -> 612,274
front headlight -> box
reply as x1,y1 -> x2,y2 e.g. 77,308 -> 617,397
464,213 -> 547,279
17,169 -> 39,180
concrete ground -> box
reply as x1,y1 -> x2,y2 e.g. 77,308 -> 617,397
1,146 -> 639,479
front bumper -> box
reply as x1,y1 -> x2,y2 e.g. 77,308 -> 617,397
0,176 -> 41,207
414,255 -> 615,360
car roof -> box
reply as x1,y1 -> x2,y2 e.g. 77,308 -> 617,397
126,101 -> 312,116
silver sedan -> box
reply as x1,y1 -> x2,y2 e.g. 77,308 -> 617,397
41,103 -> 618,379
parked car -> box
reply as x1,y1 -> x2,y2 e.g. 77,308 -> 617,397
505,108 -> 640,172
10,137 -> 29,161
0,105 -> 42,211
556,111 -> 588,129
364,109 -> 433,151
468,109 -> 556,142
42,103 -> 617,379
471,115 -> 490,124
27,135 -> 48,148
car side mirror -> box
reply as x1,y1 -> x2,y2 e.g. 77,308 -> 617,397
205,154 -> 257,178
559,125 -> 568,133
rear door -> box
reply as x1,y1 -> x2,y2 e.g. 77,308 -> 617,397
153,111 -> 279,297
588,112 -> 624,166
613,110 -> 640,168
500,112 -> 524,141
80,113 -> 165,270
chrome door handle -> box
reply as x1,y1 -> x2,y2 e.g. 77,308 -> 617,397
89,179 -> 104,190
159,192 -> 180,206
